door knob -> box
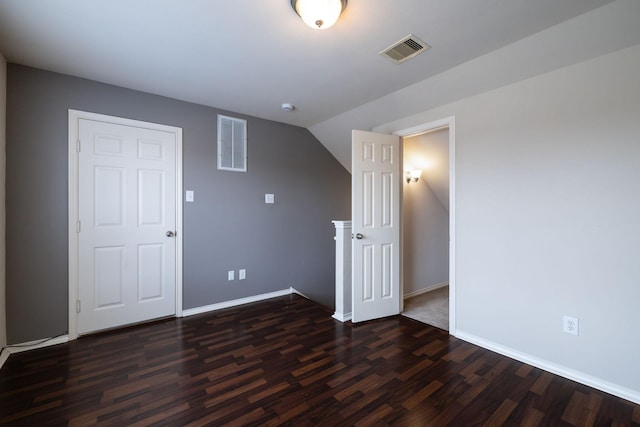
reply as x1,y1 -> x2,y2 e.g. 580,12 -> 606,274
166,231 -> 175,237
355,233 -> 364,240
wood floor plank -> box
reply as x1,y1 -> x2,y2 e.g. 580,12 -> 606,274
353,403 -> 393,427
530,370 -> 555,395
264,401 -> 311,426
481,398 -> 518,426
401,380 -> 443,410
298,362 -> 346,387
634,405 -> 640,423
1,294 -> 638,426
247,381 -> 290,404
203,378 -> 267,408
397,356 -> 434,382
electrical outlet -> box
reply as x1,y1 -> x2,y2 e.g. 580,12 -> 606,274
239,269 -> 246,280
228,270 -> 235,281
563,315 -> 579,336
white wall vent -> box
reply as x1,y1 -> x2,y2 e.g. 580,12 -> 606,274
217,115 -> 247,172
379,34 -> 430,64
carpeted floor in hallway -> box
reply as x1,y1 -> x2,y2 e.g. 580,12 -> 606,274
402,285 -> 449,331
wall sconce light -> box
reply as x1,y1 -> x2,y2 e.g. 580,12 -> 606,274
291,0 -> 347,30
405,170 -> 422,183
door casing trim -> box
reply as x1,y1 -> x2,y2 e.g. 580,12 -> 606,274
67,110 -> 183,340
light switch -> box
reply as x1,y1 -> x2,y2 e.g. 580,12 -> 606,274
265,193 -> 275,204
228,270 -> 234,281
239,269 -> 246,280
186,190 -> 194,202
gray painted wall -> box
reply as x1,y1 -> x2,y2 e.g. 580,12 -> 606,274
6,64 -> 350,344
403,130 -> 449,295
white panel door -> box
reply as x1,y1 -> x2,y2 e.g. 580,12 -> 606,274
77,118 -> 177,334
352,130 -> 401,323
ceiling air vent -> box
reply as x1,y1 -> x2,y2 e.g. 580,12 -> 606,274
379,34 -> 430,64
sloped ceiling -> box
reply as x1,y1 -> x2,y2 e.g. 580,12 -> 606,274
1,0 -> 637,171
316,0 -> 640,171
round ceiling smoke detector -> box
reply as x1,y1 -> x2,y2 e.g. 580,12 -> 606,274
281,103 -> 294,112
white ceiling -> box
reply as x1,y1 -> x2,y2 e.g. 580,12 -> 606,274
0,0 -> 622,163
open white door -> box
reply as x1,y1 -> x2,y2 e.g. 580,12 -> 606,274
352,130 -> 401,323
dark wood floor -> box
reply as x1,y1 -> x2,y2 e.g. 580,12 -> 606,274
1,295 -> 639,426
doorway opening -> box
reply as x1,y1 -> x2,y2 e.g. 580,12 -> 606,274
394,117 -> 455,333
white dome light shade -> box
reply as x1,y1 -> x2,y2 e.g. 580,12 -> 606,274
291,0 -> 347,30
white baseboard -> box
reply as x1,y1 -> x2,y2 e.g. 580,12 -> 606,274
332,312 -> 352,322
182,288 -> 300,317
454,330 -> 640,405
0,350 -> 8,369
0,335 -> 70,370
404,281 -> 449,299
290,287 -> 310,299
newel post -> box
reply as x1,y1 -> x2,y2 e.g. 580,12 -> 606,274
332,220 -> 352,322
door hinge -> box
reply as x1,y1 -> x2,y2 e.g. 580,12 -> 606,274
76,139 -> 81,152
76,300 -> 81,313
76,220 -> 81,233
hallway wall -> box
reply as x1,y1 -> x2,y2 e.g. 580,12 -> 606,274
403,129 -> 449,296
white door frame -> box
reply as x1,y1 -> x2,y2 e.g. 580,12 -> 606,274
394,116 -> 456,335
67,110 -> 183,340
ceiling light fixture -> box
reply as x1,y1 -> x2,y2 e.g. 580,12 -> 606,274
291,0 -> 347,30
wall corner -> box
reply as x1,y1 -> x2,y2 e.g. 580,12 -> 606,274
0,53 -> 7,349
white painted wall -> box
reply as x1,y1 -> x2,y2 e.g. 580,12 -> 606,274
377,44 -> 640,400
0,52 -> 6,350
310,0 -> 640,172
403,130 -> 449,296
